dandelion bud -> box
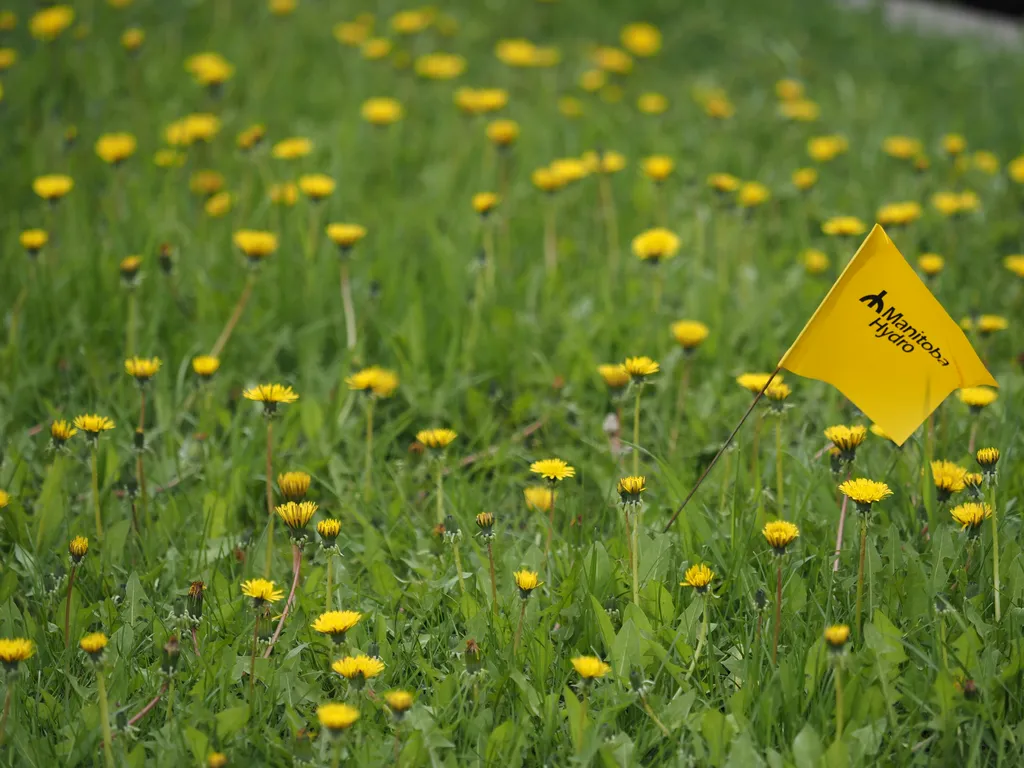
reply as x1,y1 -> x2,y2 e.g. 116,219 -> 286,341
186,581 -> 205,624
162,635 -> 180,675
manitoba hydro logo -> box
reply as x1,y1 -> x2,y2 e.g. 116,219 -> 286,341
857,289 -> 950,367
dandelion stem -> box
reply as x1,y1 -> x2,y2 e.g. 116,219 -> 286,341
632,388 -> 642,478
123,682 -> 167,730
486,541 -> 498,618
126,290 -> 137,358
249,615 -> 259,695
340,261 -> 357,352
772,561 -> 782,665
669,359 -> 691,454
363,397 -> 375,500
640,694 -> 671,737
512,600 -> 526,656
834,668 -> 844,743
484,219 -> 496,293
991,483 -> 1000,622
752,414 -> 763,505
165,676 -> 176,724
545,485 -> 555,579
263,420 -> 274,578
190,627 -> 200,657
968,421 -> 977,455
209,272 -> 255,359
543,205 -> 557,277
137,389 -> 148,530
832,469 -> 851,572
91,446 -> 103,539
577,689 -> 587,754
264,543 -> 302,657
599,174 -> 619,273
96,669 -> 115,768
330,739 -> 343,768
452,542 -> 467,596
938,617 -> 948,673
435,461 -> 444,526
687,596 -> 710,678
326,553 -> 333,613
631,503 -> 641,607
775,415 -> 784,513
0,687 -> 11,748
855,515 -> 868,637
64,565 -> 77,649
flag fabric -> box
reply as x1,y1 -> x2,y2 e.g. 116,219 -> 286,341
779,224 -> 996,446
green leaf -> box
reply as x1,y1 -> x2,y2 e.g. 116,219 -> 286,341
590,595 -> 616,655
215,704 -> 250,739
701,709 -> 735,767
486,720 -> 516,764
123,572 -> 147,627
793,724 -> 823,768
864,611 -> 907,680
33,457 -> 66,552
611,618 -> 643,678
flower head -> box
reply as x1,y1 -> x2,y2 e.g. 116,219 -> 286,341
631,228 -> 680,263
275,501 -> 318,531
95,133 -> 137,165
298,173 -> 335,201
73,414 -> 115,440
271,137 -> 313,159
0,638 -> 34,670
708,173 -> 741,194
950,502 -> 992,534
317,702 -> 360,733
475,512 -> 495,538
523,486 -> 555,513
416,428 -> 457,450
838,478 -> 892,513
361,97 -> 403,126
736,372 -> 779,393
241,578 -> 284,606
824,624 -> 850,653
932,190 -> 979,217
792,168 -> 818,191
624,356 -> 659,380
803,249 -> 829,275
976,447 -> 999,475
326,223 -> 367,252
119,255 -> 143,286
192,356 -> 220,378
207,753 -> 227,768
617,476 -> 646,505
332,654 -> 385,686
20,230 -> 48,256
79,632 -> 108,660
598,364 -> 630,389
918,254 -> 944,277
762,520 -> 799,555
415,52 -> 465,80
233,230 -> 278,262
312,611 -> 362,642
822,216 -> 866,237
808,135 -> 848,162
237,124 -> 265,152
513,569 -> 542,598
571,656 -> 611,680
976,315 -> 1008,336
30,5 -> 74,41
1005,255 -> 1024,278
883,136 -> 922,159
345,366 -> 398,397
620,22 -> 661,56
931,460 -> 967,501
738,182 -> 770,208
764,381 -> 791,408
642,155 -> 673,183
278,471 -> 311,501
186,52 -> 234,87
824,425 -> 867,463
187,581 -> 205,622
964,472 -> 984,498
243,384 -> 299,416
125,356 -> 161,383
530,458 -> 575,483
637,92 -> 668,115
69,535 -> 89,563
682,563 -> 714,593
317,518 -> 341,547
876,201 -> 922,228
33,174 -> 74,202
51,419 -> 78,447
472,192 -> 499,217
486,119 -> 519,148
384,690 -> 414,716
957,387 -> 997,412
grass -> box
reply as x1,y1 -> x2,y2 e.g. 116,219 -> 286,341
1,0 -> 1023,765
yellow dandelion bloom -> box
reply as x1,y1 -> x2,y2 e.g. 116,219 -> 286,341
95,133 -> 137,165
882,136 -> 922,159
822,216 -> 866,237
738,181 -> 771,208
20,229 -> 48,254
642,155 -> 673,182
69,536 -> 89,561
803,249 -> 829,275
671,320 -> 710,350
957,387 -> 997,410
918,254 -> 944,276
877,201 -> 922,227
416,429 -> 457,449
824,624 -> 850,649
30,5 -> 74,41
624,356 -> 659,378
125,357 -> 161,382
631,228 -> 680,262
192,356 -> 220,378
33,174 -> 74,201
1004,255 -> 1024,278
318,518 -> 341,542
707,173 -> 741,193
942,133 -> 966,155
637,92 -> 668,115
472,192 -> 500,216
620,22 -> 661,56
931,460 -> 967,498
332,654 -> 385,680
298,173 -> 335,201
571,656 -> 611,679
950,502 -> 991,532
361,97 -> 403,126
0,638 -> 34,666
838,478 -> 893,509
241,578 -> 284,604
486,119 -> 519,147
598,364 -> 630,389
237,124 -> 265,151
51,419 -> 78,445
976,447 -> 999,470
513,569 -> 543,596
737,372 -> 780,393
233,230 -> 278,259
617,475 -> 646,503
317,702 -> 360,732
73,414 -> 115,438
529,458 -> 575,482
385,690 -> 414,713
792,168 -> 818,190
325,223 -> 368,251
808,135 -> 848,162
243,383 -> 298,405
682,563 -> 714,591
276,500 -> 318,530
312,610 -> 362,639
271,137 -> 313,160
763,520 -> 799,553
79,632 -> 108,656
523,486 -> 556,513
345,366 -> 398,397
414,52 -> 466,80
775,78 -> 804,101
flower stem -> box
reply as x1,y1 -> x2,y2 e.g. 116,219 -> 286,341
340,261 -> 357,352
834,668 -> 844,743
938,617 -> 948,673
191,627 -> 201,657
855,515 -> 868,637
512,600 -> 526,655
577,689 -> 587,754
209,272 -> 255,359
0,687 -> 11,748
484,219 -> 496,293
775,415 -> 784,513
632,389 -> 642,478
249,615 -> 259,695
669,359 -> 690,454
435,461 -> 444,525
772,561 -> 782,665
96,670 -> 115,768
137,389 -> 148,530
263,420 -> 274,578
331,738 -> 343,768
126,291 -> 137,358
91,446 -> 103,539
687,596 -> 709,678
631,504 -> 641,607
832,469 -> 851,572
165,676 -> 176,724
990,483 -> 1000,622
64,565 -> 77,648
326,553 -> 333,613
752,414 -> 762,505
264,543 -> 302,657
640,694 -> 671,737
487,541 -> 498,618
363,398 -> 375,500
453,542 -> 466,596
598,174 -> 619,273
543,205 -> 557,277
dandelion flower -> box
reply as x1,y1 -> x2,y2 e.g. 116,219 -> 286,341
530,458 -> 575,483
976,315 -> 1008,336
207,754 -> 228,768
233,230 -> 278,262
822,216 -> 866,237
415,52 -> 465,79
192,355 -> 220,378
125,356 -> 161,384
976,447 -> 999,475
682,564 -> 714,593
513,569 -> 543,598
877,201 -> 922,227
736,372 -> 780,393
808,135 -> 848,162
332,654 -> 385,686
79,632 -> 108,660
384,690 -> 414,716
631,228 -> 680,263
838,478 -> 892,513
271,137 -> 313,159
824,624 -> 850,652
882,136 -> 922,159
20,229 -> 48,256
30,5 -> 74,41
317,702 -> 360,733
312,611 -> 363,643
95,133 -> 137,165
620,22 -> 661,56
624,357 -> 659,379
802,249 -> 829,275
472,192 -> 499,217
475,512 -> 495,537
33,174 -> 74,202
637,92 -> 668,115
617,476 -> 646,505
73,414 -> 115,440
237,124 -> 266,151
275,500 -> 317,532
792,168 -> 818,190
345,366 -> 398,397
957,387 -> 997,412
69,536 -> 89,562
361,97 -> 403,126
51,419 -> 78,447
917,254 -> 944,277
416,429 -> 457,450
298,173 -> 335,201
242,384 -> 299,415
642,155 -> 673,183
824,425 -> 867,463
241,578 -> 284,606
950,502 -> 991,534
931,460 -> 967,502
571,656 -> 611,679
278,471 -> 311,502
523,486 -> 555,513
707,173 -> 741,193
317,518 -> 341,547
738,182 -> 770,208
598,364 -> 630,389
763,520 -> 799,554
486,119 -> 519,148
0,638 -> 34,670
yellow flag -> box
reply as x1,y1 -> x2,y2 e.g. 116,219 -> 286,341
779,224 -> 996,445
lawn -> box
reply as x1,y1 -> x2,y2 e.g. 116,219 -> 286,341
0,0 -> 1022,766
